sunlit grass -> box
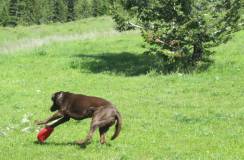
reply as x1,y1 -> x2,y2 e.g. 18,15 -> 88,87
0,17 -> 243,160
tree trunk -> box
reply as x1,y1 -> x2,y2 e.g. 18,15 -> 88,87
192,43 -> 203,62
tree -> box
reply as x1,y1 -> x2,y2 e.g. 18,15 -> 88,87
0,1 -> 9,26
0,0 -> 112,26
111,0 -> 241,72
66,0 -> 75,21
51,0 -> 66,23
110,0 -> 149,31
91,0 -> 108,17
7,0 -> 18,26
76,0 -> 92,18
32,0 -> 48,24
238,0 -> 243,28
17,0 -> 38,25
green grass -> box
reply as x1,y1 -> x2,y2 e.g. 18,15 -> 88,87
0,17 -> 243,160
0,16 -> 114,45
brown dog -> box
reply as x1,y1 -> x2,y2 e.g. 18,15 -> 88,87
36,91 -> 122,145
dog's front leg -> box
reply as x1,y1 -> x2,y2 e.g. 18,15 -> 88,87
35,112 -> 63,125
46,116 -> 70,128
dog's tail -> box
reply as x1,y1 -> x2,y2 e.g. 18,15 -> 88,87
111,111 -> 122,140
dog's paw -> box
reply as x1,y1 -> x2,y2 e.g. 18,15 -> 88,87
34,120 -> 44,125
75,140 -> 85,145
100,140 -> 106,144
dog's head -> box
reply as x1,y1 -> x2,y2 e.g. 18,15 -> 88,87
50,91 -> 64,112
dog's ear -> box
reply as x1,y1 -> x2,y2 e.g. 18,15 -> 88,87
56,91 -> 64,104
51,91 -> 64,103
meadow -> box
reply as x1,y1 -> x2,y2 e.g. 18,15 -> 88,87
0,16 -> 243,160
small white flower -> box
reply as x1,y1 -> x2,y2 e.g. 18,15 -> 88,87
21,116 -> 30,124
21,127 -> 32,133
0,131 -> 7,136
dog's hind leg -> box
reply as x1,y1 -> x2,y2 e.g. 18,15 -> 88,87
99,126 -> 110,144
76,121 -> 98,145
76,117 -> 114,145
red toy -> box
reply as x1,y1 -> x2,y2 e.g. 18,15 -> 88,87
37,126 -> 54,143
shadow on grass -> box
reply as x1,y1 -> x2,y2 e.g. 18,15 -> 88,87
34,140 -> 112,149
70,52 -> 214,76
34,141 -> 76,146
195,57 -> 214,73
71,52 -> 155,76
34,141 -> 88,149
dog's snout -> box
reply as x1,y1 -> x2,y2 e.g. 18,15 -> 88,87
50,105 -> 56,112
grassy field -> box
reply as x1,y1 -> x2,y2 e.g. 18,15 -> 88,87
0,16 -> 243,160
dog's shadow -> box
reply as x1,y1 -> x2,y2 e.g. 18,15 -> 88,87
34,141 -> 112,149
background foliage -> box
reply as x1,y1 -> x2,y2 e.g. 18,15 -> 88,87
0,0 -> 111,26
0,17 -> 243,159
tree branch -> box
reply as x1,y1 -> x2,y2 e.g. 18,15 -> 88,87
128,22 -> 143,29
